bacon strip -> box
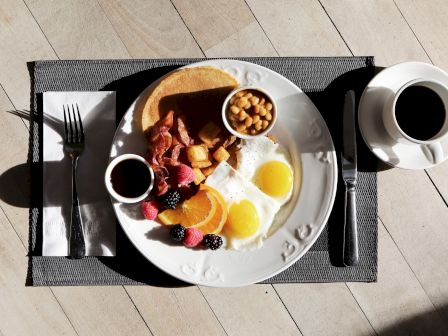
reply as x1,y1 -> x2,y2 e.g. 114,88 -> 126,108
175,117 -> 191,147
170,143 -> 184,161
146,110 -> 197,196
147,110 -> 174,164
152,165 -> 169,196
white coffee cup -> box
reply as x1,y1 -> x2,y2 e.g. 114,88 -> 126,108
104,154 -> 154,203
382,78 -> 448,164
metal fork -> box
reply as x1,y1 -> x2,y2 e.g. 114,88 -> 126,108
63,104 -> 86,259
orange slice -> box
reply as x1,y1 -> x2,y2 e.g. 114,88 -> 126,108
196,185 -> 228,234
158,190 -> 217,227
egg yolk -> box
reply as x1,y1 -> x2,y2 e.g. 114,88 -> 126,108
255,161 -> 293,197
225,200 -> 260,238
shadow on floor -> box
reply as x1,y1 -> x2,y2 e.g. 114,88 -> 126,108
372,302 -> 448,336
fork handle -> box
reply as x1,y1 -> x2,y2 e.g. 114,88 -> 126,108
69,156 -> 85,259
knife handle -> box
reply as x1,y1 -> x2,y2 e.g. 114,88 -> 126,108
343,180 -> 359,266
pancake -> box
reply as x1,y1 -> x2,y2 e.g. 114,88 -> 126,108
141,66 -> 238,136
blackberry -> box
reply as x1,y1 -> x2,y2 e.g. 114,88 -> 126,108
159,190 -> 181,209
203,234 -> 223,250
170,224 -> 186,241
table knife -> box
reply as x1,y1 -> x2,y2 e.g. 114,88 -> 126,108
342,90 -> 359,266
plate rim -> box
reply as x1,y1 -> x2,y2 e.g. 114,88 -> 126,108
109,59 -> 338,287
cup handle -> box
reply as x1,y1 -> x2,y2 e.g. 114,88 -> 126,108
424,142 -> 444,164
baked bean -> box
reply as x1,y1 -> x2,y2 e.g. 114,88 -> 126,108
250,129 -> 257,135
238,111 -> 247,121
236,123 -> 246,132
228,113 -> 238,122
262,120 -> 269,129
250,96 -> 260,105
254,120 -> 263,131
254,105 -> 260,114
237,97 -> 248,108
245,116 -> 253,127
244,102 -> 251,110
265,112 -> 272,121
244,92 -> 253,99
252,114 -> 260,124
236,91 -> 244,98
230,105 -> 239,114
259,97 -> 265,105
260,107 -> 267,116
266,102 -> 273,111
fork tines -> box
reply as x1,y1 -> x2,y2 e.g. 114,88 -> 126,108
63,104 -> 84,144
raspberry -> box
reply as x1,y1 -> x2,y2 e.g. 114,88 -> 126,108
159,189 -> 181,209
172,164 -> 195,186
169,224 -> 186,241
140,200 -> 159,220
203,234 -> 223,250
183,228 -> 204,248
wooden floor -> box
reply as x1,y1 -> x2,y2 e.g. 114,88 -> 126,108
1,1 -> 448,335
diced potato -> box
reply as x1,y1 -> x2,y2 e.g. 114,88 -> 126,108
193,168 -> 205,185
198,122 -> 221,145
213,146 -> 230,162
187,145 -> 208,162
201,162 -> 219,177
191,160 -> 212,168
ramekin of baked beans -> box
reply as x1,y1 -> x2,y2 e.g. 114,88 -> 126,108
222,86 -> 277,139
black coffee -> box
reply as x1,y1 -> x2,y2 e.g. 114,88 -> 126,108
395,85 -> 446,141
111,159 -> 152,198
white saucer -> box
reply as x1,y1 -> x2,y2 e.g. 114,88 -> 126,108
359,61 -> 448,169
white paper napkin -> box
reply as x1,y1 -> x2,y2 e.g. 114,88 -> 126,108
42,91 -> 116,256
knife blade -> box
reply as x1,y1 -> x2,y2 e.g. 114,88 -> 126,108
341,90 -> 359,266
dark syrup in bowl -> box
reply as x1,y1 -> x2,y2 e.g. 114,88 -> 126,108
110,159 -> 152,198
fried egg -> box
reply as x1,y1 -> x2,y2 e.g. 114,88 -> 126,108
205,162 -> 280,250
236,136 -> 294,207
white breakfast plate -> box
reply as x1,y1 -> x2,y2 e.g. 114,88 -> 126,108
359,61 -> 448,169
108,59 -> 337,287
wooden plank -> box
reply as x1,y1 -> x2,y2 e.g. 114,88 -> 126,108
139,1 -> 299,335
51,286 -> 152,336
1,3 -> 226,336
24,0 -> 130,59
395,0 -> 448,69
348,222 -> 447,335
274,283 -> 374,336
125,286 -> 226,336
319,0 -> 429,65
392,0 -> 448,204
171,0 -> 256,51
0,86 -> 151,335
0,208 -> 76,336
0,92 -> 30,244
205,21 -> 277,57
97,0 -> 203,58
0,0 -> 57,109
377,168 -> 448,321
0,87 -> 75,336
245,0 -> 349,56
305,0 -> 448,328
199,285 -> 302,335
426,161 -> 448,203
0,5 -> 153,334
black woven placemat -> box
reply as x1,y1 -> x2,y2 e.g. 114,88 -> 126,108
27,57 -> 377,286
